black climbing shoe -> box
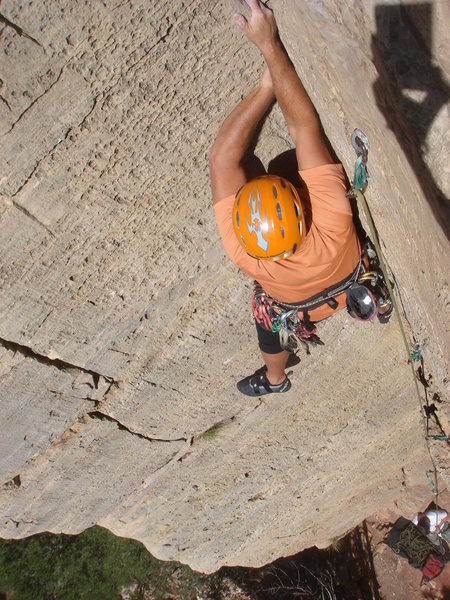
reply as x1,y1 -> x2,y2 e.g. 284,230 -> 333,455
236,367 -> 292,397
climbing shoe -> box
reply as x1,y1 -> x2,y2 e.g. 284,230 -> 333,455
236,366 -> 292,397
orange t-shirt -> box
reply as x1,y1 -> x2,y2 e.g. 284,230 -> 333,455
214,163 -> 361,322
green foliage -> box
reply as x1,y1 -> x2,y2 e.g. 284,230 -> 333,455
200,424 -> 223,441
328,536 -> 343,553
199,417 -> 235,442
0,526 -> 207,600
0,523 -> 381,599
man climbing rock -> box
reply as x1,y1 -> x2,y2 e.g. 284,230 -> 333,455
209,0 -> 361,396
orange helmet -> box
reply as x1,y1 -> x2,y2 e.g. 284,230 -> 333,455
232,175 -> 306,261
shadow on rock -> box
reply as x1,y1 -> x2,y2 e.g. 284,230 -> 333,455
371,3 -> 450,239
216,522 -> 381,599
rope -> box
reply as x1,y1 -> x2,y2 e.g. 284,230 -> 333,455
349,186 -> 440,514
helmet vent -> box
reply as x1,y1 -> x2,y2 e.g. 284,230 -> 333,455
290,186 -> 297,199
292,243 -> 297,254
240,234 -> 246,247
276,202 -> 282,220
272,185 -> 278,199
279,178 -> 286,188
235,211 -> 240,228
294,201 -> 300,217
298,220 -> 302,235
236,193 -> 241,206
280,226 -> 285,239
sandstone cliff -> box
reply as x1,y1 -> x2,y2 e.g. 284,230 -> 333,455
0,0 -> 448,573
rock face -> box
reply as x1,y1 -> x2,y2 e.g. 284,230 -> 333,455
0,0 -> 448,574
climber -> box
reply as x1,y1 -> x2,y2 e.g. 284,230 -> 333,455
208,0 -> 361,396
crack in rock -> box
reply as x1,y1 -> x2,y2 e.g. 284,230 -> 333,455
3,516 -> 35,528
0,337 -> 115,383
4,66 -> 64,136
77,93 -> 100,130
9,93 -> 100,200
9,161 -> 42,199
10,199 -> 55,236
0,12 -> 42,47
0,95 -> 11,111
87,410 -> 190,443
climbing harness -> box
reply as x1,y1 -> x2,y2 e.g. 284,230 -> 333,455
347,128 -> 441,521
252,240 -> 392,353
251,233 -> 393,353
252,258 -> 363,352
252,282 -> 324,352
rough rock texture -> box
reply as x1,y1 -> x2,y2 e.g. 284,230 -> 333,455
0,0 -> 448,573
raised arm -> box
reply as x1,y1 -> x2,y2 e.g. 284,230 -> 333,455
209,68 -> 275,204
234,0 -> 333,171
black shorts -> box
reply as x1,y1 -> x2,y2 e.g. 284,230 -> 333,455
255,319 -> 283,354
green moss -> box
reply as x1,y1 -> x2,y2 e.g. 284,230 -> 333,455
200,424 -> 223,441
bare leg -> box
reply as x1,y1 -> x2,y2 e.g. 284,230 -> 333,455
261,349 -> 290,384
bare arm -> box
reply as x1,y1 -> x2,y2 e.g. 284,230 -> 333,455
209,70 -> 275,204
234,0 -> 333,171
